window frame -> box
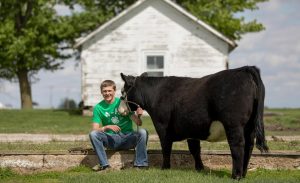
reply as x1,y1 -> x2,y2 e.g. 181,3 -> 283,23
142,51 -> 167,77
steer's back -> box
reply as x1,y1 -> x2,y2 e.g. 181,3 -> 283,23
154,67 -> 258,140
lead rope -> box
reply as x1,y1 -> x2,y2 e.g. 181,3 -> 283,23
122,100 -> 142,153
122,100 -> 141,132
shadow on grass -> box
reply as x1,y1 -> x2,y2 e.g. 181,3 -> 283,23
170,167 -> 231,178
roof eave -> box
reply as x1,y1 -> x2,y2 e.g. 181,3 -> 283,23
163,0 -> 237,49
74,0 -> 237,50
74,0 -> 146,49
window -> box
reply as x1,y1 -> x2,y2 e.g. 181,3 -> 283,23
145,55 -> 164,77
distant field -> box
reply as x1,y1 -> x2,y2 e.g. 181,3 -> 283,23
0,108 -> 299,135
264,108 -> 300,135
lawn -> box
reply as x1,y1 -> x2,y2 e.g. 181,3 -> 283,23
0,109 -> 156,134
1,166 -> 300,183
0,108 -> 300,135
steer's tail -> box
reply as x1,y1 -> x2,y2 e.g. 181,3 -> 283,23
247,66 -> 269,153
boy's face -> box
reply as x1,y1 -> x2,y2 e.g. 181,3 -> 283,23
101,86 -> 116,103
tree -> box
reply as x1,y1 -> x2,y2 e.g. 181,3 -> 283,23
0,0 -> 267,109
0,0 -> 111,109
176,0 -> 268,40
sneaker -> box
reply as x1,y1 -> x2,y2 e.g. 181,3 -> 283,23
92,164 -> 111,171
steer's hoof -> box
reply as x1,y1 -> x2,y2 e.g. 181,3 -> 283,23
232,175 -> 242,180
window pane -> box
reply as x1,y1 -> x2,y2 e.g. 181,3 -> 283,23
147,72 -> 163,77
147,56 -> 164,69
147,57 -> 155,69
156,56 -> 164,68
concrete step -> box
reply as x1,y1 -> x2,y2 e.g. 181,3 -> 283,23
1,150 -> 300,173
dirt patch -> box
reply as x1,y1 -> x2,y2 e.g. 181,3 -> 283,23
265,124 -> 300,132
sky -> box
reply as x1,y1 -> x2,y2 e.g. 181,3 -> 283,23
0,0 -> 299,109
230,0 -> 300,108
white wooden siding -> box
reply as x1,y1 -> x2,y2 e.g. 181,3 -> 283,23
81,0 -> 230,107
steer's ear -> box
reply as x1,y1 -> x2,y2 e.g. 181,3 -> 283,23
140,72 -> 148,77
120,73 -> 127,82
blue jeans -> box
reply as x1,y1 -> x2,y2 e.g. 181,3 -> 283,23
89,128 -> 148,167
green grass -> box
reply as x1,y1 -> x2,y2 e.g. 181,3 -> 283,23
0,109 -> 91,134
0,109 -> 156,135
265,108 -> 300,135
1,140 -> 299,153
1,166 -> 300,183
0,108 -> 300,136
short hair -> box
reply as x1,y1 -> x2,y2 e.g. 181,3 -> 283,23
100,80 -> 116,91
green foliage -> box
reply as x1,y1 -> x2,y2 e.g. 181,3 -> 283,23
0,1 -> 72,79
0,0 -> 115,108
177,0 -> 268,40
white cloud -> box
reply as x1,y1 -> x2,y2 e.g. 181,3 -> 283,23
230,0 -> 300,107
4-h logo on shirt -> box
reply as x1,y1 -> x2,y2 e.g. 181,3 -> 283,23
111,116 -> 120,124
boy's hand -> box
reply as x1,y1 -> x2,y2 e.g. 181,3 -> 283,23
104,125 -> 121,132
136,107 -> 143,116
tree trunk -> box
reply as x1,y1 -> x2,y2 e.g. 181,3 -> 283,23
17,70 -> 33,109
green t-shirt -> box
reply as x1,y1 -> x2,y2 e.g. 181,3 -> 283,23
92,97 -> 134,134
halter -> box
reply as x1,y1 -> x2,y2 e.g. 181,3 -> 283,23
118,77 -> 143,132
118,77 -> 141,118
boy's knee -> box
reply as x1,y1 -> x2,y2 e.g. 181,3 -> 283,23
89,130 -> 97,139
89,130 -> 104,140
137,128 -> 148,139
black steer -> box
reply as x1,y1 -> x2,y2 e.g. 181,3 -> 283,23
120,66 -> 268,179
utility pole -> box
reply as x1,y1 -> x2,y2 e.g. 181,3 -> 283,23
49,85 -> 53,109
66,88 -> 70,109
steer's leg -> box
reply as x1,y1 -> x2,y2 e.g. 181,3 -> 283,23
187,139 -> 204,171
154,122 -> 173,169
160,136 -> 173,169
225,126 -> 245,180
242,127 -> 255,178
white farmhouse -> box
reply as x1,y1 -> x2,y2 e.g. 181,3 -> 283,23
74,0 -> 237,112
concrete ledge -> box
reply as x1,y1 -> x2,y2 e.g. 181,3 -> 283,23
1,150 -> 300,172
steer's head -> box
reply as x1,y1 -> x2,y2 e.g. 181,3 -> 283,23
120,73 -> 147,111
